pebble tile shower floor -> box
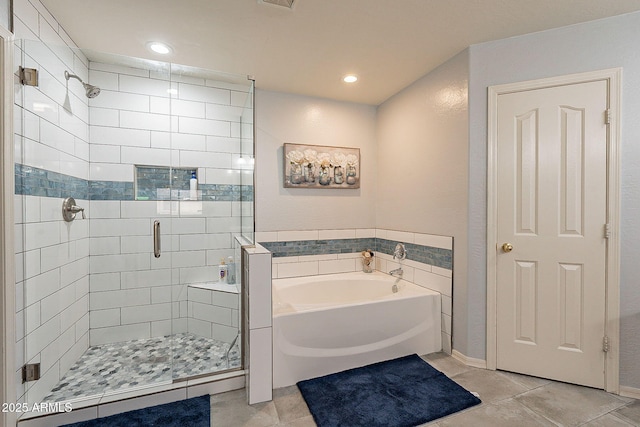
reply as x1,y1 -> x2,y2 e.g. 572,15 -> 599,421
43,333 -> 241,402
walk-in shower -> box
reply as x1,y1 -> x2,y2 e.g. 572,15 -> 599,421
13,38 -> 254,414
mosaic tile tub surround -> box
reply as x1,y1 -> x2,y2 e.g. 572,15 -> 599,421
260,237 -> 452,270
258,228 -> 454,353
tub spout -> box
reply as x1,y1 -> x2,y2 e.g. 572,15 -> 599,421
390,267 -> 403,278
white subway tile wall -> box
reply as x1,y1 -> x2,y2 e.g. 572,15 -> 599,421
84,52 -> 251,346
13,0 -> 252,406
14,0 -> 91,405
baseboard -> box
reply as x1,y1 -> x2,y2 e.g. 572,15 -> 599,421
452,349 -> 487,369
619,386 -> 640,399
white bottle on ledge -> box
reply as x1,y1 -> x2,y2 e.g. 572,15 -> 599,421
189,171 -> 198,200
227,256 -> 235,285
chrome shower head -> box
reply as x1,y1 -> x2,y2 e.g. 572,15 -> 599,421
64,70 -> 101,98
83,83 -> 101,99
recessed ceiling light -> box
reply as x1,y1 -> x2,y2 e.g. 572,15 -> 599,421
343,74 -> 358,83
147,42 -> 172,55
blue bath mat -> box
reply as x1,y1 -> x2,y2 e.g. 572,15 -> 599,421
59,395 -> 210,427
297,354 -> 481,427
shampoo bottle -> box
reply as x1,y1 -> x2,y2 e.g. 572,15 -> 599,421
226,256 -> 235,285
218,258 -> 227,284
189,171 -> 198,200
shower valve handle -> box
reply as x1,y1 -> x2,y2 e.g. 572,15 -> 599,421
62,197 -> 85,222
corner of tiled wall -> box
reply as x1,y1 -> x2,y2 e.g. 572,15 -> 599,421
243,244 -> 273,404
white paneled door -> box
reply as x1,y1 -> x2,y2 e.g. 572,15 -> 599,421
496,80 -> 608,388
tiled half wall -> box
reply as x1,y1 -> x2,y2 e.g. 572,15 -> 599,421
257,228 -> 453,354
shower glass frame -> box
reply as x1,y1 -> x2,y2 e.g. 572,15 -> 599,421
14,39 -> 253,409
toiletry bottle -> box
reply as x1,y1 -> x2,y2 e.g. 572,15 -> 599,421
189,171 -> 198,200
227,256 -> 235,285
218,258 -> 228,284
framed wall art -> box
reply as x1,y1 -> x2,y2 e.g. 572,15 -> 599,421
283,143 -> 360,189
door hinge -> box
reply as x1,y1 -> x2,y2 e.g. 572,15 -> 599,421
603,336 -> 610,353
605,109 -> 612,125
604,223 -> 611,239
21,363 -> 40,383
19,66 -> 39,86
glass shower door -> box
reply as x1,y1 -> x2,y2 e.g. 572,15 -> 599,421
168,64 -> 252,379
84,54 -> 179,395
16,43 -> 180,406
16,40 -> 252,410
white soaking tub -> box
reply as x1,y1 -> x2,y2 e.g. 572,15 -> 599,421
272,271 -> 441,388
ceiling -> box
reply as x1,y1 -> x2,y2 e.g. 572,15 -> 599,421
40,0 -> 640,105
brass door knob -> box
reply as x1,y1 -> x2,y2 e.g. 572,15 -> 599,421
502,243 -> 514,253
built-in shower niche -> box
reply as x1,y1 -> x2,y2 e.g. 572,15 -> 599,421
135,166 -> 199,201
135,165 -> 250,203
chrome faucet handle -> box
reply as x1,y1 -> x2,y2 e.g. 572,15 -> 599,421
74,206 -> 86,219
393,243 -> 407,260
62,197 -> 86,221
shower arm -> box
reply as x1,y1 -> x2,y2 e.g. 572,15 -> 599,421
64,70 -> 83,84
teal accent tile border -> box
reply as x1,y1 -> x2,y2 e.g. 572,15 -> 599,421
259,237 -> 452,270
89,181 -> 134,200
260,238 -> 377,258
15,164 -> 253,202
376,238 -> 452,270
15,164 -> 89,199
201,184 -> 254,202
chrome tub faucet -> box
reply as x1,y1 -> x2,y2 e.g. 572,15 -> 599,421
390,267 -> 403,278
389,243 -> 407,292
390,242 -> 407,277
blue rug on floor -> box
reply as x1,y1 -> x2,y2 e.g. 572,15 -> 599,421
297,354 -> 481,427
59,395 -> 210,427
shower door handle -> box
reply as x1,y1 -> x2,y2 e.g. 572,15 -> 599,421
153,220 -> 161,258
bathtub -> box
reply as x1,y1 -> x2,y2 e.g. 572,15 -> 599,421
272,271 -> 442,388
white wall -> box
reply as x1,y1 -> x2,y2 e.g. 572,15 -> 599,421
376,50 -> 469,354
255,90 -> 377,232
467,11 -> 640,388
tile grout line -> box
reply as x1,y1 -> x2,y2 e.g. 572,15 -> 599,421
607,409 -> 638,426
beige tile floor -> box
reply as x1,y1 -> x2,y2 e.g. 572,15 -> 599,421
210,352 -> 640,427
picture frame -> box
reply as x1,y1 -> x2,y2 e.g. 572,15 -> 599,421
283,143 -> 360,189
